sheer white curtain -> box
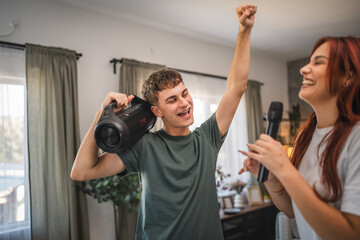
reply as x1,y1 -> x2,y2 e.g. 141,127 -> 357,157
0,46 -> 30,240
181,72 -> 251,184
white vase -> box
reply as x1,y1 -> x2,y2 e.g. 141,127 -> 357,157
233,193 -> 245,208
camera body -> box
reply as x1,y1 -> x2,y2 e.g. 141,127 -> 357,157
94,95 -> 157,153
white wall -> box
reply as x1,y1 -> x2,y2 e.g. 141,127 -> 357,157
1,0 -> 288,239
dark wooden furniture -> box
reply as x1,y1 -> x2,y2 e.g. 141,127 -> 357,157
220,202 -> 279,240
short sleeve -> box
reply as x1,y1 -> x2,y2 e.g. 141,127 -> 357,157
116,136 -> 144,175
341,127 -> 360,217
196,112 -> 227,151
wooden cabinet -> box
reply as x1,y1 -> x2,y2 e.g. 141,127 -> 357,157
220,202 -> 279,240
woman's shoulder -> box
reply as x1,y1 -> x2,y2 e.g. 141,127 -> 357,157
350,121 -> 360,135
345,121 -> 360,149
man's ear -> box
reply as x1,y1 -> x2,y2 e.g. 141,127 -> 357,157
151,105 -> 163,118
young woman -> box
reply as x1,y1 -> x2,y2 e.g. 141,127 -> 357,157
239,36 -> 360,240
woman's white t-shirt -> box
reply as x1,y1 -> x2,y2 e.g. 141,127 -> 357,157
292,122 -> 360,240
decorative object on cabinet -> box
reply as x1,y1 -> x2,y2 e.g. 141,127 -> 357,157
222,196 -> 234,209
234,193 -> 246,208
246,186 -> 263,206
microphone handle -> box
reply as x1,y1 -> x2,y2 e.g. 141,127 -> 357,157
257,122 -> 280,182
257,164 -> 269,182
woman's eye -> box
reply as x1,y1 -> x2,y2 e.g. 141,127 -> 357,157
314,60 -> 327,65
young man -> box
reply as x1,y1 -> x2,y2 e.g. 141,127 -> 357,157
71,4 -> 256,239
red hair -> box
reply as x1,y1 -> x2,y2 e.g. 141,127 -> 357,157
291,36 -> 360,202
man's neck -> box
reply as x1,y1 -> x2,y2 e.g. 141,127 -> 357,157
162,126 -> 191,136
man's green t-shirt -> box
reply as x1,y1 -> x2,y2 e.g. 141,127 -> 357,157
117,113 -> 225,240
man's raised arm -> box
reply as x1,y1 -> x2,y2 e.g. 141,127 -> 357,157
216,4 -> 257,137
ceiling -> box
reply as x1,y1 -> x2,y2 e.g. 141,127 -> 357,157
54,0 -> 360,61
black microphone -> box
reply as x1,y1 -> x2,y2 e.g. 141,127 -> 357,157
257,101 -> 283,182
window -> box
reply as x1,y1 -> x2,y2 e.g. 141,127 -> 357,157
182,72 -> 251,184
0,46 -> 31,239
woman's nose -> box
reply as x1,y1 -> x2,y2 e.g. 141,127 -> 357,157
300,63 -> 310,76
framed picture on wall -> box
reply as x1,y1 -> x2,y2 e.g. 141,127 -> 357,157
246,186 -> 263,206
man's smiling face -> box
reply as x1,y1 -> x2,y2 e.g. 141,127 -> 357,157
151,81 -> 194,136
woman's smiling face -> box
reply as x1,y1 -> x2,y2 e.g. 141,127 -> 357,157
299,42 -> 334,107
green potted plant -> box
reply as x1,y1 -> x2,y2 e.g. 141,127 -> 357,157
231,180 -> 247,195
79,173 -> 141,239
231,180 -> 247,208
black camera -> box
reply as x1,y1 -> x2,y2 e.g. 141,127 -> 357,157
94,95 -> 157,153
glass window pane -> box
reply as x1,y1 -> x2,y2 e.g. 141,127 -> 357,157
0,47 -> 30,238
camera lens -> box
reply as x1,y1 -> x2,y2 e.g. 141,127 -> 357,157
100,125 -> 120,146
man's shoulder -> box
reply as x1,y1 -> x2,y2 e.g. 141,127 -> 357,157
136,130 -> 171,146
194,113 -> 217,132
137,130 -> 160,143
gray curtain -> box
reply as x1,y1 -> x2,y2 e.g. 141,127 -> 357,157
119,58 -> 165,131
245,80 -> 264,186
116,59 -> 165,239
26,44 -> 89,240
114,205 -> 138,240
245,80 -> 264,144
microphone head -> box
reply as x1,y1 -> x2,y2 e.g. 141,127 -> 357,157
267,102 -> 283,122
